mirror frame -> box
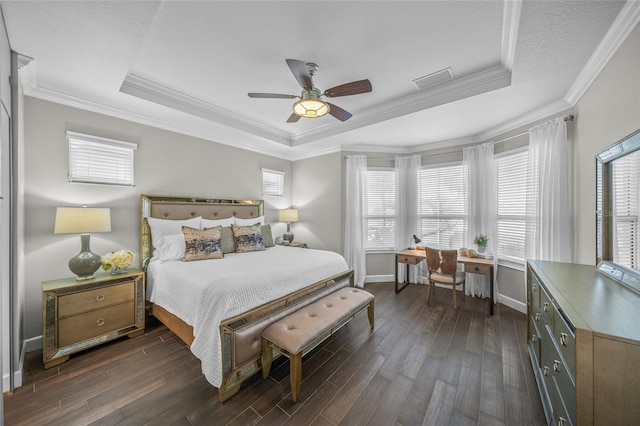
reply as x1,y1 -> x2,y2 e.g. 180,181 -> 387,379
596,129 -> 640,292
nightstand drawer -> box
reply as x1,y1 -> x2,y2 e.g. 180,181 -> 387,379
59,281 -> 134,317
59,301 -> 135,347
464,263 -> 491,274
398,255 -> 421,265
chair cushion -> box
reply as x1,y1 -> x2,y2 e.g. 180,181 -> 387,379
429,271 -> 466,284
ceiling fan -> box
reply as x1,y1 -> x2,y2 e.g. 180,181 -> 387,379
248,59 -> 372,123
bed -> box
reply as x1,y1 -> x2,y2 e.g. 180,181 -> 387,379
140,194 -> 354,402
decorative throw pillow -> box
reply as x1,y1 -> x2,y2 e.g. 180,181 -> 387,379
231,223 -> 265,252
182,226 -> 223,261
261,224 -> 274,248
220,226 -> 236,253
234,215 -> 265,226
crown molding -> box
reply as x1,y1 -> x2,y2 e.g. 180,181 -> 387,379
292,65 -> 512,146
16,54 -> 36,93
565,0 -> 640,105
478,99 -> 573,142
119,73 -> 293,146
22,84 -> 294,160
501,0 -> 522,70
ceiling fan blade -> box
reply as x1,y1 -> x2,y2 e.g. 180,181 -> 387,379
248,93 -> 297,99
286,59 -> 312,90
286,112 -> 301,123
326,102 -> 352,121
324,79 -> 372,97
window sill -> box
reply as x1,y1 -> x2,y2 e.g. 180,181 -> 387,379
497,257 -> 525,271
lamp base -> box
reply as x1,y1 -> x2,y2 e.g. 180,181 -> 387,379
69,234 -> 101,280
283,222 -> 294,243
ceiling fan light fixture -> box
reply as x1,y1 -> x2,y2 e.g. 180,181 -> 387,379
293,89 -> 329,118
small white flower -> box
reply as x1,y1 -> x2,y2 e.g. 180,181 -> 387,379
101,249 -> 136,270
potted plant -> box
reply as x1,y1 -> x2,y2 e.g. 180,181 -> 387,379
473,234 -> 489,254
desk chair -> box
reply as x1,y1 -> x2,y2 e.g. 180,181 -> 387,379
423,247 -> 466,309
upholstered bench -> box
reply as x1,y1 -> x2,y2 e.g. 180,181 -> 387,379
261,287 -> 374,402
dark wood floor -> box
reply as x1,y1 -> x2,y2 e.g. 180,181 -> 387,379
4,282 -> 546,426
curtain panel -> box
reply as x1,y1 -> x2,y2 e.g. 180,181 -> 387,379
525,118 -> 573,263
344,155 -> 367,287
463,142 -> 498,299
395,155 -> 421,283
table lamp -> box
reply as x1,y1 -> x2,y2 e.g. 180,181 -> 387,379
54,206 -> 111,280
409,234 -> 422,249
279,208 -> 299,244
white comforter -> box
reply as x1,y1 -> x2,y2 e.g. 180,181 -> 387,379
146,246 -> 348,387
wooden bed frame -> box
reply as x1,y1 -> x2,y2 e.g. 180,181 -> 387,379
140,194 -> 354,402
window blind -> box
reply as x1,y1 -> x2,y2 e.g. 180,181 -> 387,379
496,149 -> 528,261
418,163 -> 466,248
363,168 -> 396,250
262,168 -> 284,196
67,131 -> 137,186
613,152 -> 639,269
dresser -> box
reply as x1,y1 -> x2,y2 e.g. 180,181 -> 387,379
42,269 -> 145,369
527,261 -> 640,425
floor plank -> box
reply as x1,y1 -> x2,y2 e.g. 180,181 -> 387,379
3,283 -> 544,426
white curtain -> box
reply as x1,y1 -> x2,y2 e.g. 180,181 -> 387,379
463,142 -> 497,299
395,155 -> 421,283
344,155 -> 367,287
525,117 -> 573,263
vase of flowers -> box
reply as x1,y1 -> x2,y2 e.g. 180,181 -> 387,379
101,249 -> 136,275
473,234 -> 489,254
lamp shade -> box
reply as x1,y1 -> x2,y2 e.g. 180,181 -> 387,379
279,209 -> 299,223
54,207 -> 111,234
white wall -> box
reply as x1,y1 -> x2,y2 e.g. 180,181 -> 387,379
22,97 -> 293,341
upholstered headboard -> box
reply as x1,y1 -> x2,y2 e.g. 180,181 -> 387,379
140,194 -> 264,269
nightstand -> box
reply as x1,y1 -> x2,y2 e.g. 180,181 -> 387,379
42,269 -> 145,369
287,242 -> 307,248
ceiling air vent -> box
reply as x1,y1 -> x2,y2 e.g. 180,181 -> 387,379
412,68 -> 454,91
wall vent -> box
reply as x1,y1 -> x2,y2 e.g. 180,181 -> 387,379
412,68 -> 454,91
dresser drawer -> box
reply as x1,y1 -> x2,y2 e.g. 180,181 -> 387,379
397,254 -> 421,265
542,327 -> 576,425
529,314 -> 543,366
530,272 -> 541,310
553,309 -> 576,377
58,281 -> 134,317
539,284 -> 554,326
464,263 -> 491,274
58,301 -> 135,347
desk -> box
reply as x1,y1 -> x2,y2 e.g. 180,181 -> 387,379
395,249 -> 495,315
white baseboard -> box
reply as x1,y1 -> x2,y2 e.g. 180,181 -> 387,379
24,335 -> 42,352
2,335 -> 42,392
498,293 -> 527,314
364,275 -> 526,314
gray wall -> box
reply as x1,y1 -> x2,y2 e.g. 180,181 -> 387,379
574,24 -> 640,265
22,97 -> 293,340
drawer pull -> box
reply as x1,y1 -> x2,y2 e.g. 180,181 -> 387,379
543,302 -> 550,312
558,417 -> 567,426
560,333 -> 567,346
96,318 -> 105,327
531,334 -> 538,342
532,284 -> 537,292
403,257 -> 409,262
474,267 -> 480,271
96,294 -> 105,302
535,313 -> 541,321
543,366 -> 550,376
553,360 -> 561,372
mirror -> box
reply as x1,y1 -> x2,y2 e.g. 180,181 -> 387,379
596,129 -> 640,291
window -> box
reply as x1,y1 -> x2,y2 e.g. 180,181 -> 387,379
262,168 -> 284,196
363,168 -> 396,250
495,149 -> 528,261
418,163 -> 466,248
67,131 -> 137,186
612,150 -> 640,270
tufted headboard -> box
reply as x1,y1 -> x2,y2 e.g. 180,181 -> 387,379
140,194 -> 264,269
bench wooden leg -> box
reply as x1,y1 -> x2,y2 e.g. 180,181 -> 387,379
261,337 -> 272,379
367,301 -> 375,329
290,352 -> 302,403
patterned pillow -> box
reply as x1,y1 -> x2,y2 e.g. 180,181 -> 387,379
182,226 -> 223,261
231,223 -> 265,253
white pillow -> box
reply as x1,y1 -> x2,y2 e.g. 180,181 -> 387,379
155,234 -> 186,263
147,216 -> 202,248
234,215 -> 264,226
201,217 -> 235,228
